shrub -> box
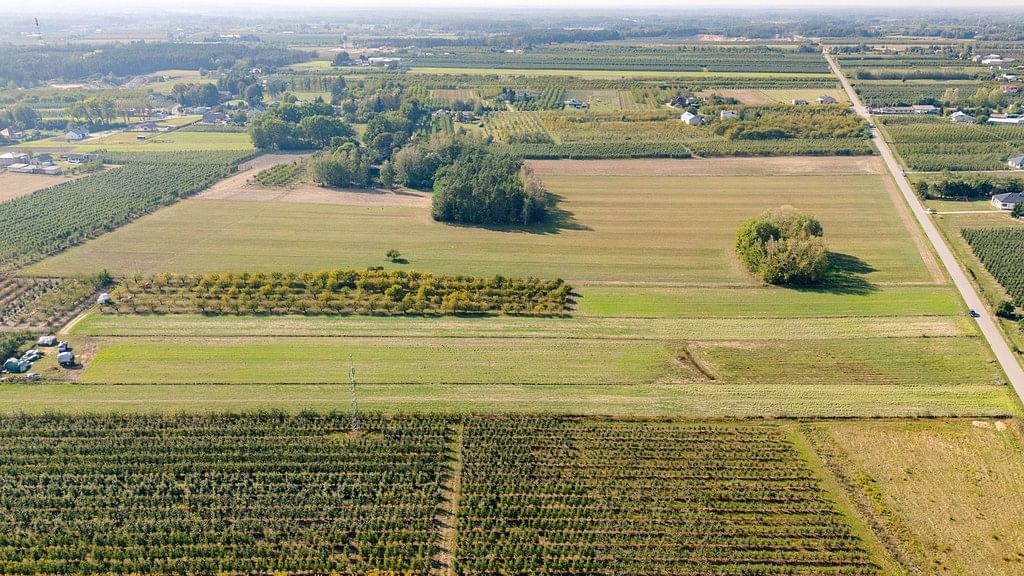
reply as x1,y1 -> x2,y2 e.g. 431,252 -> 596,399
736,206 -> 828,285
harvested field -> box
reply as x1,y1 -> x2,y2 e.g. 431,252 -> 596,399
527,155 -> 884,177
0,171 -> 93,203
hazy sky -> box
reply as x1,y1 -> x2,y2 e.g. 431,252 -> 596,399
30,0 -> 1024,11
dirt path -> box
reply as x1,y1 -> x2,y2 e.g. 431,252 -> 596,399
432,424 -> 464,576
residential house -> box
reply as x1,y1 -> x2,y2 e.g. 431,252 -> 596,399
133,121 -> 159,132
1007,154 -> 1024,170
991,192 -> 1024,210
816,95 -> 838,104
65,126 -> 89,141
30,153 -> 53,166
201,112 -> 230,124
0,127 -> 24,139
680,111 -> 705,126
720,110 -> 739,120
0,152 -> 28,167
950,111 -> 976,123
791,99 -> 809,105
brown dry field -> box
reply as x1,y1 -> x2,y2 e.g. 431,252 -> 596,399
527,156 -> 885,177
0,172 -> 85,202
199,153 -> 429,208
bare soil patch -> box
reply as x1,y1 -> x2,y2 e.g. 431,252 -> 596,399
527,156 -> 885,177
696,88 -> 777,105
0,172 -> 95,203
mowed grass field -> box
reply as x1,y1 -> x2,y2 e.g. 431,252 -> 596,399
811,419 -> 1024,575
18,130 -> 253,152
28,163 -> 933,285
409,67 -> 836,80
19,157 -> 1016,417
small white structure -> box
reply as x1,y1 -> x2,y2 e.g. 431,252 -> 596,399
991,192 -> 1024,210
720,110 -> 739,120
680,111 -> 705,126
1008,154 -> 1024,170
0,152 -> 28,167
950,111 -> 975,123
97,293 -> 111,305
816,95 -> 838,104
987,116 -> 1024,126
65,129 -> 88,142
791,99 -> 809,105
37,336 -> 57,347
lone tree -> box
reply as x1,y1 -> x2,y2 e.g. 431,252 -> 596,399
736,206 -> 828,285
385,249 -> 401,263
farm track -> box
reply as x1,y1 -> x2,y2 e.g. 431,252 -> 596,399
827,51 -> 1024,398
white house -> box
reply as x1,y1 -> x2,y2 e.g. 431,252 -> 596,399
0,152 -> 28,167
1007,154 -> 1024,170
816,95 -> 838,104
720,110 -> 739,120
950,111 -> 975,123
991,192 -> 1024,210
65,128 -> 89,141
680,111 -> 705,126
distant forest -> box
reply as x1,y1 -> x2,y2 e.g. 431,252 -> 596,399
0,42 -> 312,86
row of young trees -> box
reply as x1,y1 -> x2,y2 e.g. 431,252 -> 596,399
914,176 -> 1024,200
108,269 -> 572,316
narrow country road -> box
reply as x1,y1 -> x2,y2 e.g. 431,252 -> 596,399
825,52 -> 1024,400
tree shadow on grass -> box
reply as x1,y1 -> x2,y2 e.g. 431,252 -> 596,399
788,252 -> 880,296
444,192 -> 592,235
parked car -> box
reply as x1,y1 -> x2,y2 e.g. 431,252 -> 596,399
21,350 -> 43,362
37,336 -> 57,347
968,309 -> 981,318
25,373 -> 41,381
57,341 -> 72,353
57,351 -> 75,367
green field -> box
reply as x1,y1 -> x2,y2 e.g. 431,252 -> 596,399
19,130 -> 253,152
28,171 -> 934,285
410,67 -> 837,79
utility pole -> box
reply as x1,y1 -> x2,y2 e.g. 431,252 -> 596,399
348,356 -> 359,432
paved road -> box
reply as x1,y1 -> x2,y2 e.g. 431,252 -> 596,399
825,52 -> 1024,400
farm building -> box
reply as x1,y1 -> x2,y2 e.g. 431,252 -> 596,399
987,115 -> 1024,125
950,111 -> 975,123
0,152 -> 28,166
680,111 -> 705,126
564,98 -> 588,110
67,153 -> 102,164
366,57 -> 401,67
6,163 -> 35,173
720,110 -> 739,120
991,192 -> 1024,210
36,165 -> 61,175
791,99 -> 809,105
1007,154 -> 1024,169
132,121 -> 159,132
868,105 -> 939,115
0,127 -> 24,139
816,95 -> 838,104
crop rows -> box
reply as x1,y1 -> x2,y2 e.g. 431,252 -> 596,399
409,45 -> 830,73
0,274 -> 107,329
0,415 -> 878,575
0,413 -> 449,575
882,119 -> 1024,171
107,269 -> 572,316
252,160 -> 305,187
456,417 -> 878,575
962,227 -> 1024,305
484,111 -> 553,143
0,152 -> 249,272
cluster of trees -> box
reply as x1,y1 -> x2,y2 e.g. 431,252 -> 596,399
0,104 -> 40,130
171,83 -> 221,108
108,269 -> 571,316
249,99 -> 354,150
0,330 -> 31,361
914,176 -> 1023,200
714,108 -> 868,140
309,143 -> 372,188
0,42 -> 311,87
432,147 -> 550,226
736,206 -> 829,285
